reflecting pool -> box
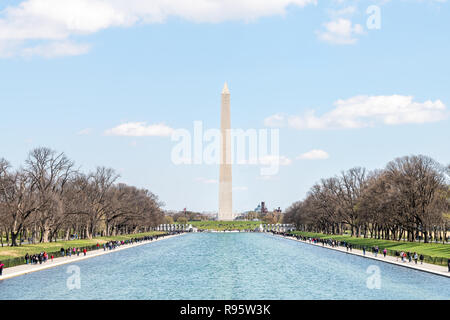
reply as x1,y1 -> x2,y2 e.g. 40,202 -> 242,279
1,233 -> 449,299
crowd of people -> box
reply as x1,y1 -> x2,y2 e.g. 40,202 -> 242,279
274,232 -> 450,272
49,234 -> 171,262
25,252 -> 54,265
0,232 -> 183,277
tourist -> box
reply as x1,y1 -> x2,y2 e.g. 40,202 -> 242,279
383,249 -> 387,258
419,254 -> 424,264
400,251 -> 405,262
414,252 -> 418,264
0,261 -> 4,276
50,254 -> 54,262
408,252 -> 412,263
60,247 -> 65,257
447,259 -> 450,272
363,246 -> 366,255
25,253 -> 29,264
395,251 -> 399,261
77,248 -> 80,256
83,248 -> 87,256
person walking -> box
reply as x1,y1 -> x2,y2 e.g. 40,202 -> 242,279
395,251 -> 399,261
50,254 -> 54,262
83,248 -> 87,256
447,259 -> 450,272
0,261 -> 4,276
25,253 -> 29,264
419,254 -> 424,264
413,252 -> 418,264
383,248 -> 387,258
363,246 -> 366,256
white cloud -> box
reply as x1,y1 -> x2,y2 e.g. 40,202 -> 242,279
77,128 -> 92,135
317,18 -> 364,45
105,122 -> 174,137
329,6 -> 357,17
264,113 -> 286,127
265,95 -> 448,130
297,149 -> 329,160
195,177 -> 218,184
257,175 -> 278,181
0,0 -> 317,57
21,41 -> 90,58
259,155 -> 292,166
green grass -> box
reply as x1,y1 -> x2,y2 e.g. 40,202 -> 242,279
290,231 -> 450,266
188,220 -> 262,231
0,231 -> 165,261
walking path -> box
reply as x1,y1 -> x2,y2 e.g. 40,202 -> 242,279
275,233 -> 450,278
0,233 -> 185,280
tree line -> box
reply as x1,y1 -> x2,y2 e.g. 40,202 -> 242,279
0,147 -> 165,246
283,155 -> 450,243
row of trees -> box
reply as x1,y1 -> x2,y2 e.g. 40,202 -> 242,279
0,147 -> 165,246
237,210 -> 283,224
164,210 -> 211,225
284,155 -> 450,243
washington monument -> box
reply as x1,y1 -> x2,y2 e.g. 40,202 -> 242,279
218,82 -> 233,221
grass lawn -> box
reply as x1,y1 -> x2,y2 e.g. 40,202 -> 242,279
290,231 -> 450,265
188,220 -> 262,231
0,231 -> 165,261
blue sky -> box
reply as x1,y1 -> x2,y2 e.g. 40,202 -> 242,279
0,0 -> 449,213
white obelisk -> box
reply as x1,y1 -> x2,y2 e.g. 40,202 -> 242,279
218,82 -> 233,221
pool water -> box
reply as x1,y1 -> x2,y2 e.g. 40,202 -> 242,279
0,233 -> 449,299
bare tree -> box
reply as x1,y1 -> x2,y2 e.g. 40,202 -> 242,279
24,147 -> 75,243
285,156 -> 449,243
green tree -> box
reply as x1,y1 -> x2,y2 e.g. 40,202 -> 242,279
177,216 -> 188,225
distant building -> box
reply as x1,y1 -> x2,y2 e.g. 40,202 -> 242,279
255,202 -> 268,213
